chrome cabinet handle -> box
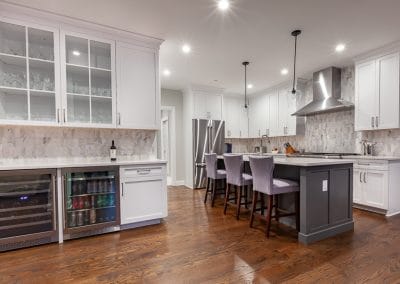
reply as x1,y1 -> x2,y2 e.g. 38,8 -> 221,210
118,113 -> 121,125
137,169 -> 151,175
363,172 -> 367,183
240,130 -> 242,137
371,116 -> 374,128
56,108 -> 60,123
121,183 -> 124,196
375,116 -> 379,128
359,172 -> 363,183
63,109 -> 66,123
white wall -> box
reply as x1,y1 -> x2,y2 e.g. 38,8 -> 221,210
182,87 -> 194,188
161,88 -> 185,184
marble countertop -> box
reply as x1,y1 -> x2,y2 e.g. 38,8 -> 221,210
218,155 -> 353,167
0,157 -> 167,171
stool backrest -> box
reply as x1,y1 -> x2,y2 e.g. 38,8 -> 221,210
249,156 -> 274,195
204,153 -> 218,179
223,154 -> 244,186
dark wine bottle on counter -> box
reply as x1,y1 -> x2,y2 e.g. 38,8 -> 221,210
110,140 -> 117,161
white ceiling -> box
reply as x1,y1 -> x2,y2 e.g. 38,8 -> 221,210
5,0 -> 400,94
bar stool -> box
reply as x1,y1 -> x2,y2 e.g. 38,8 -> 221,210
223,154 -> 253,220
249,156 -> 300,238
204,153 -> 226,207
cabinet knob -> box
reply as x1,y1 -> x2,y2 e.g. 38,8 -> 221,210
375,116 -> 379,128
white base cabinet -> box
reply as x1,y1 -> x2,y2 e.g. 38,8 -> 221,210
353,160 -> 400,216
120,164 -> 167,225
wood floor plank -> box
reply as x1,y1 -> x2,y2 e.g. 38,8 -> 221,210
0,186 -> 400,283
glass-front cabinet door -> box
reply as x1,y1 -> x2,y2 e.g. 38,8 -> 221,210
0,19 -> 59,124
62,33 -> 115,126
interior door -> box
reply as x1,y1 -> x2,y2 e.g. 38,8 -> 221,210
355,60 -> 378,130
377,52 -> 400,129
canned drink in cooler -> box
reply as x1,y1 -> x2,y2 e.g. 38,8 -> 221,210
90,209 -> 96,224
69,212 -> 77,227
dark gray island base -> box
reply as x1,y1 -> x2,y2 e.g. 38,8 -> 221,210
219,156 -> 354,244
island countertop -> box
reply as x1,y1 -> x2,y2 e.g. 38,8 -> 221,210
218,155 -> 354,167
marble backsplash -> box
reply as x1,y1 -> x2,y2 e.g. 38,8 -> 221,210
0,126 -> 157,160
226,65 -> 400,157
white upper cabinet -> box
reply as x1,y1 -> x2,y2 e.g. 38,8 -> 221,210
0,19 -> 60,125
355,51 -> 400,131
223,96 -> 240,138
0,6 -> 161,130
193,92 -> 222,120
377,53 -> 400,129
61,32 -> 115,127
249,94 -> 268,138
222,95 -> 248,138
268,91 -> 280,137
116,42 -> 158,129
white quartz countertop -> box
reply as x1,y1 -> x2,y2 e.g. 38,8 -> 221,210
342,155 -> 400,161
0,157 -> 167,171
218,155 -> 353,167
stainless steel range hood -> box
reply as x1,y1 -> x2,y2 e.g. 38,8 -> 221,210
292,67 -> 354,116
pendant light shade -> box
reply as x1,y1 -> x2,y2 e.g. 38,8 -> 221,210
242,61 -> 249,108
291,29 -> 301,94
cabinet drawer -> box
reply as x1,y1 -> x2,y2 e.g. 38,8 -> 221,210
121,167 -> 163,179
354,160 -> 389,171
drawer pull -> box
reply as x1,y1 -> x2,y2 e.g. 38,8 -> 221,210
137,169 -> 151,175
360,172 -> 363,183
363,172 -> 367,183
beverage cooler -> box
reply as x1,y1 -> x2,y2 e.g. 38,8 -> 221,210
0,169 -> 58,252
62,167 -> 120,239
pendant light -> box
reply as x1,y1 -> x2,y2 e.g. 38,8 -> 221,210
242,61 -> 249,108
291,29 -> 301,94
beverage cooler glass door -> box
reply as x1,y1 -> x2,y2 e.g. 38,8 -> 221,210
63,167 -> 120,235
0,169 -> 58,251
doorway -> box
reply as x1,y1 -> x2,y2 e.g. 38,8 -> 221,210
160,107 -> 176,186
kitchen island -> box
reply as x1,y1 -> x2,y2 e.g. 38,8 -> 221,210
219,155 -> 354,244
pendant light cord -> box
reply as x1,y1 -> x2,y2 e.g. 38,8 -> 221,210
292,35 -> 297,94
291,30 -> 301,94
242,61 -> 249,108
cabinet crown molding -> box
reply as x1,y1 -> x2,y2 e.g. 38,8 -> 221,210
354,40 -> 400,63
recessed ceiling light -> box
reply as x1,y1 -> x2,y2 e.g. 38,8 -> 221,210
218,0 -> 230,11
281,68 -> 289,75
72,50 -> 80,56
335,43 -> 346,53
182,44 -> 191,54
163,69 -> 171,76
247,84 -> 253,89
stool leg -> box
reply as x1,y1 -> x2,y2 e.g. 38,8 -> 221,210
211,178 -> 217,207
266,194 -> 273,238
244,186 -> 248,209
224,184 -> 230,215
250,190 -> 258,228
275,195 -> 280,223
236,186 -> 242,220
295,191 -> 300,231
204,178 -> 210,204
260,193 -> 265,216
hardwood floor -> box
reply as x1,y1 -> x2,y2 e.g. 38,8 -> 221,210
1,186 -> 400,283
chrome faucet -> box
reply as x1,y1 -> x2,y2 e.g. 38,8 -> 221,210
259,134 -> 269,154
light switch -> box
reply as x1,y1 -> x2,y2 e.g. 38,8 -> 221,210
322,180 -> 328,192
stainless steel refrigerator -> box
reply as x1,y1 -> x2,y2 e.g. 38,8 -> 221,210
193,119 -> 225,188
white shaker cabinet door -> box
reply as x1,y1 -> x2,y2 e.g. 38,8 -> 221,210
268,91 -> 280,137
363,170 -> 388,210
355,60 -> 378,131
377,52 -> 400,129
353,168 -> 363,204
223,96 -> 240,138
120,178 -> 166,224
116,42 -> 158,129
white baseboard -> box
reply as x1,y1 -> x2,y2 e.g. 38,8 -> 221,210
172,180 -> 185,186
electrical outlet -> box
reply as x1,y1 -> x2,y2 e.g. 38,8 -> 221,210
322,180 -> 328,192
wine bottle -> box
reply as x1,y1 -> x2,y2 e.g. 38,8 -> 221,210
110,140 -> 117,161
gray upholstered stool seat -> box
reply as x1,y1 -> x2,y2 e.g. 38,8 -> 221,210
223,154 -> 253,219
249,155 -> 300,238
204,153 -> 227,207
